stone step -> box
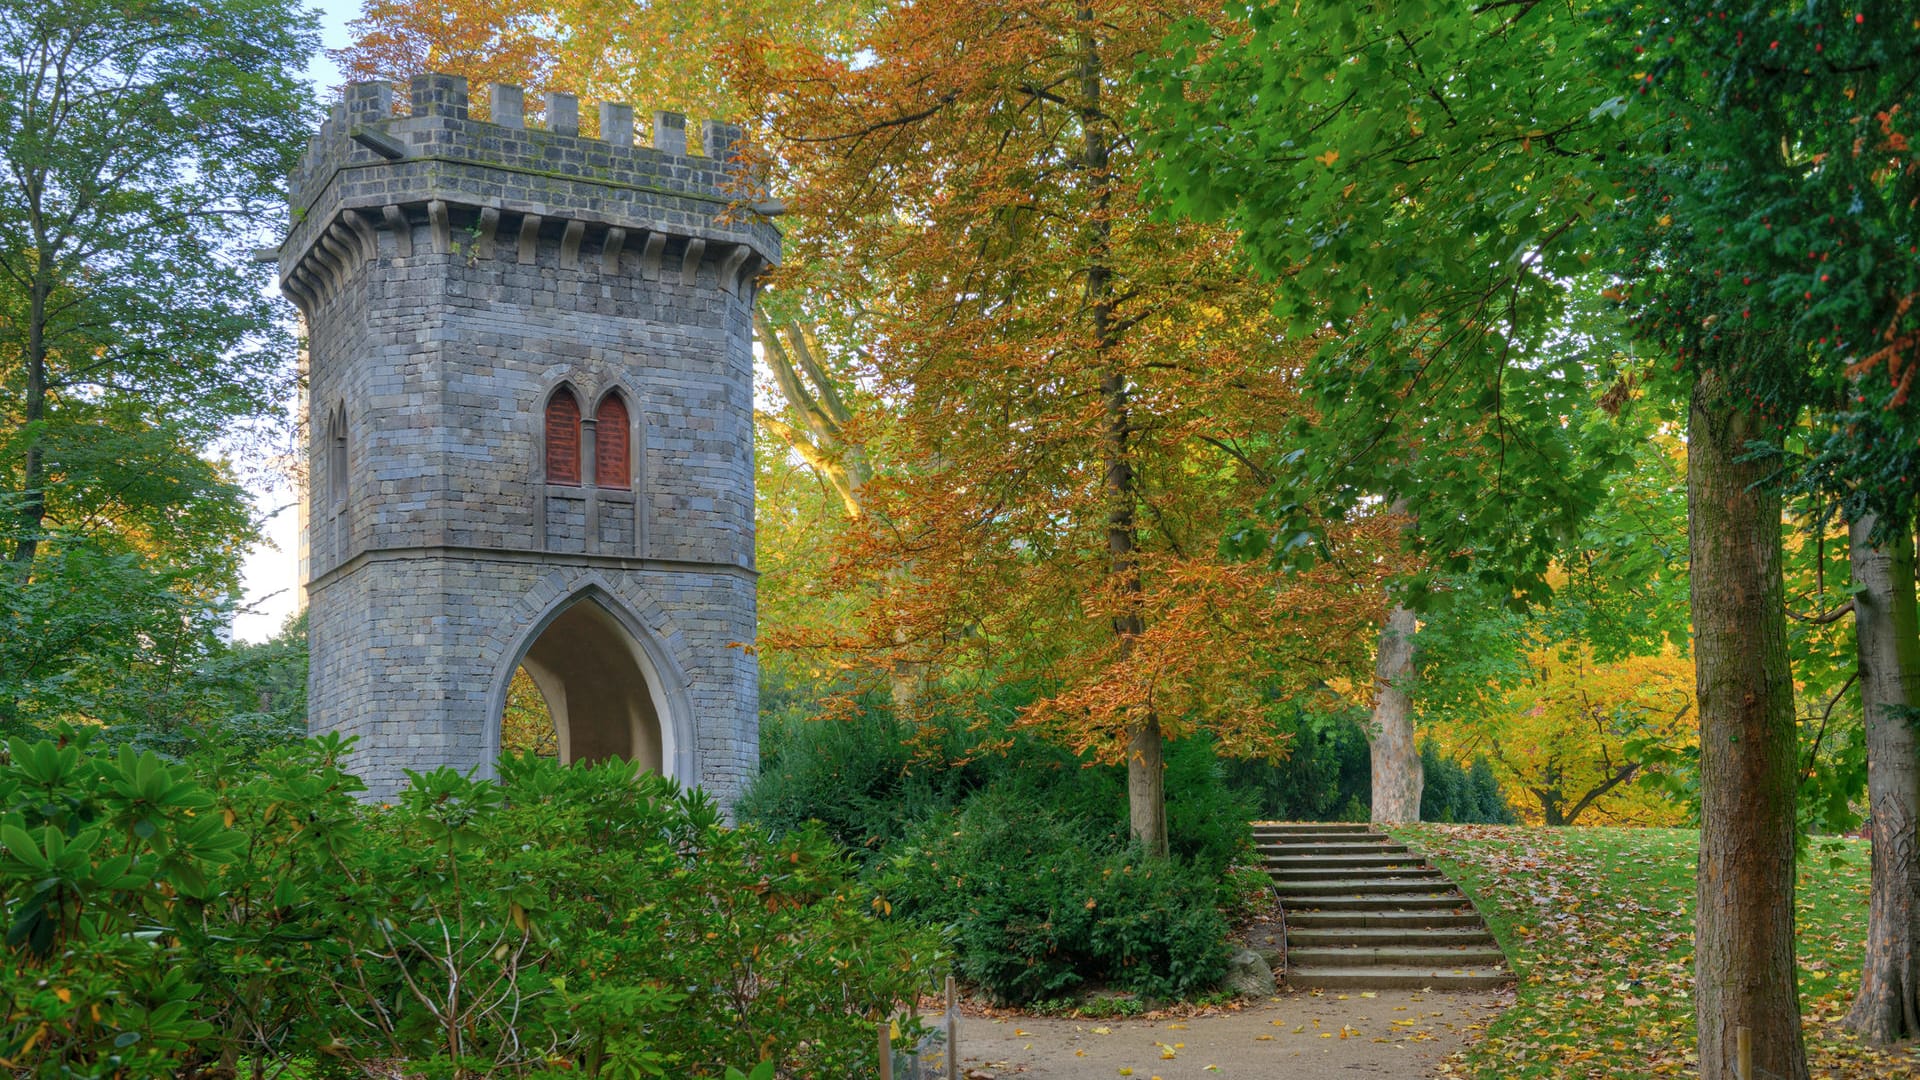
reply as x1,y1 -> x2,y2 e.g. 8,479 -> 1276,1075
1279,892 -> 1471,911
1286,965 -> 1513,991
1258,841 -> 1410,856
1253,821 -> 1375,833
1286,909 -> 1486,930
1287,926 -> 1496,948
1273,877 -> 1457,895
1270,871 -> 1447,888
1255,829 -> 1389,844
1288,945 -> 1508,968
1265,854 -> 1434,872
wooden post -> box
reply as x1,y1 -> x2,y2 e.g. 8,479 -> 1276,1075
879,1019 -> 893,1080
945,975 -> 959,1080
1735,1026 -> 1752,1080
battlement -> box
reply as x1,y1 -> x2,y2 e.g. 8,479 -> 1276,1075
275,73 -> 778,314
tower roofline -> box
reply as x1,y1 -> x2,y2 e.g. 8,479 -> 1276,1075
270,73 -> 779,313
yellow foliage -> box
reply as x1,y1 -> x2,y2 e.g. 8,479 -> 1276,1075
1438,646 -> 1697,827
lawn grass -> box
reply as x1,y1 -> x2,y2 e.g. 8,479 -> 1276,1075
1391,824 -> 1919,1079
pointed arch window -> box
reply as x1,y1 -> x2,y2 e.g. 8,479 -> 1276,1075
595,391 -> 630,489
545,388 -> 582,485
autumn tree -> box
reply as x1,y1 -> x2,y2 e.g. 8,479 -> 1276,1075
1464,646 -> 1696,827
732,0 -> 1404,855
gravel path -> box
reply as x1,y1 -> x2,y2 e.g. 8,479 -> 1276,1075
951,988 -> 1509,1079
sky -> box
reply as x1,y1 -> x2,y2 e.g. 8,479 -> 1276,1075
230,0 -> 362,642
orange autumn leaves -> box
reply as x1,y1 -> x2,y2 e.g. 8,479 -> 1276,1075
733,1 -> 1402,760
331,0 -> 1408,764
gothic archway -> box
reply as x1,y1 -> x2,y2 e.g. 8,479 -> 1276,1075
490,590 -> 692,782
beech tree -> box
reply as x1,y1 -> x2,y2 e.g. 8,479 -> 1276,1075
734,0 -> 1404,855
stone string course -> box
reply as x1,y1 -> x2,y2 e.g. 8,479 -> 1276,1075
281,73 -> 774,804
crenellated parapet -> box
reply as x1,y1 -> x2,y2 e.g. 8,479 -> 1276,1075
274,73 -> 778,315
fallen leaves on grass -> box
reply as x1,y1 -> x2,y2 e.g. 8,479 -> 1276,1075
1398,825 -> 1918,1080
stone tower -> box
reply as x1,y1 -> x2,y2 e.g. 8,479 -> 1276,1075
275,74 -> 773,803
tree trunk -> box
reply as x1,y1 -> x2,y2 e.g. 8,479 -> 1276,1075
1128,712 -> 1168,856
1076,9 -> 1162,856
1843,512 -> 1920,1044
1689,368 -> 1808,1080
12,275 -> 51,565
1369,600 -> 1423,823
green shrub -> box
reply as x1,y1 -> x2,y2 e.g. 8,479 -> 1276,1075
0,732 -> 937,1078
882,787 -> 1229,1005
1220,704 -> 1372,822
0,732 -> 245,1077
739,696 -> 1257,1006
1419,740 -> 1519,824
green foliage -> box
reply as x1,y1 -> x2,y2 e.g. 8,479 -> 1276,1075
0,734 -> 935,1077
1621,0 -> 1920,525
884,788 -> 1229,1006
0,729 -> 246,1074
1220,703 -> 1371,822
739,698 -> 1253,1005
0,0 -> 318,740
743,693 -> 1255,876
1141,0 -> 1637,609
1418,742 -> 1519,826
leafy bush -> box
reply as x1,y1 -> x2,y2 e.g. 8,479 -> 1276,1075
1219,708 -> 1519,825
1220,703 -> 1372,822
740,700 -> 1252,1006
882,788 -> 1229,1005
0,731 -> 936,1078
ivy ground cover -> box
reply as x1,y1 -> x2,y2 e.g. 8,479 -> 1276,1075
1392,825 -> 1919,1079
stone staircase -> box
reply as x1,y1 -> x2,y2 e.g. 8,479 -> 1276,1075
1257,821 -> 1511,991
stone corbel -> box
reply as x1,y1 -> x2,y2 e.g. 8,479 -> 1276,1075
518,214 -> 543,264
717,244 -> 752,296
318,228 -> 359,287
288,263 -> 326,309
602,227 -> 628,274
382,205 -> 414,258
475,207 -> 500,260
342,210 -> 379,261
640,232 -> 667,279
679,238 -> 707,286
280,268 -> 318,314
428,200 -> 451,255
560,219 -> 586,270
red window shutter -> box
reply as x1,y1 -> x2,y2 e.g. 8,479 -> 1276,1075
595,394 -> 630,488
545,390 -> 581,485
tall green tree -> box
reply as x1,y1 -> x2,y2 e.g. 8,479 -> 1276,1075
0,0 -> 317,727
1623,1 -> 1920,1048
1136,1 -> 1903,1074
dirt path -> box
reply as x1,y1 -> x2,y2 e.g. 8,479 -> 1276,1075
952,988 -> 1509,1079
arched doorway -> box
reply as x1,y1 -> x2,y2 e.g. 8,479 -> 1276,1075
497,596 -> 672,774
